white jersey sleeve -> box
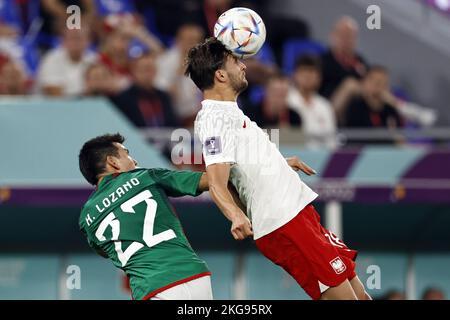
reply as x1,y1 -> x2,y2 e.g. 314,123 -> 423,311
195,106 -> 239,167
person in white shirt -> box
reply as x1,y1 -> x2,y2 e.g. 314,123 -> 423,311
287,55 -> 337,149
36,27 -> 96,97
186,38 -> 370,300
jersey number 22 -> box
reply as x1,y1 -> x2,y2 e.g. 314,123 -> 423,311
95,190 -> 176,266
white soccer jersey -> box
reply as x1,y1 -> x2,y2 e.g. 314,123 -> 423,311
195,99 -> 318,239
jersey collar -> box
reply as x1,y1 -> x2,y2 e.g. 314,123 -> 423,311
96,172 -> 121,190
201,99 -> 238,108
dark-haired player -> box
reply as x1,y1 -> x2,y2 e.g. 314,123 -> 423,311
78,133 -> 220,300
186,38 -> 371,300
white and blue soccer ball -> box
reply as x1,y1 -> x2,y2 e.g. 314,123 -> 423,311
214,7 -> 266,59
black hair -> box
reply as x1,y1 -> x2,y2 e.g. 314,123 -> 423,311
184,37 -> 232,91
294,54 -> 322,71
78,133 -> 125,185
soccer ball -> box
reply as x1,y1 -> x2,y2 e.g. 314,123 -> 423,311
214,7 -> 266,59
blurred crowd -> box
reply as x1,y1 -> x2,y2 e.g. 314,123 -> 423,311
0,0 -> 437,147
377,287 -> 446,300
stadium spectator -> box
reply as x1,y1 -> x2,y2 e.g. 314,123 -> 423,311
112,53 -> 178,128
0,22 -> 18,38
36,27 -> 96,96
377,289 -> 406,300
98,19 -> 165,92
0,59 -> 29,95
37,0 -> 96,51
94,0 -> 135,17
93,0 -> 147,46
40,0 -> 95,38
135,0 -> 207,39
343,66 -> 403,129
320,16 -> 369,123
243,74 -> 301,128
421,287 -> 446,300
0,0 -> 21,37
84,63 -> 121,96
376,88 -> 437,129
0,52 -> 8,68
154,23 -> 204,127
0,39 -> 31,76
0,1 -> 34,74
97,29 -> 131,90
287,55 -> 337,148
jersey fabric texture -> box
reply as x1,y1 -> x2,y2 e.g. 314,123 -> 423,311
255,204 -> 357,300
79,168 -> 210,300
195,99 -> 318,239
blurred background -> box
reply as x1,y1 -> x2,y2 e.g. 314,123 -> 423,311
1,0 -> 450,300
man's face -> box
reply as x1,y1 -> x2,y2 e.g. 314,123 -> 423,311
224,55 -> 248,94
363,70 -> 389,99
331,18 -> 358,55
132,55 -> 156,89
106,31 -> 130,57
294,67 -> 321,92
63,29 -> 89,60
110,143 -> 138,172
265,78 -> 289,110
86,65 -> 112,94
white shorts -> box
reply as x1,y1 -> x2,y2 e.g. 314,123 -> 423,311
150,276 -> 213,300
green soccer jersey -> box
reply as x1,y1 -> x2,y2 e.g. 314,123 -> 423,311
79,168 -> 210,300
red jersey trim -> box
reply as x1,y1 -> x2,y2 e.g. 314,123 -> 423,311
142,271 -> 212,300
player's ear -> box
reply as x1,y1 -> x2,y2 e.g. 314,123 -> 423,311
215,69 -> 228,83
106,155 -> 120,171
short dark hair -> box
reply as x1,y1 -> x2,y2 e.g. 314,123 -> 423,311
78,133 -> 125,185
184,37 -> 232,91
294,55 -> 322,71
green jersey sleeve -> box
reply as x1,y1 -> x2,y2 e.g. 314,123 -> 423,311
148,168 -> 203,197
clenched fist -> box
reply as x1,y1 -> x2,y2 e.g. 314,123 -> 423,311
231,213 -> 253,240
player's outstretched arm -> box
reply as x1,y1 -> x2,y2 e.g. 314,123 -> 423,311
286,156 -> 317,175
206,163 -> 253,240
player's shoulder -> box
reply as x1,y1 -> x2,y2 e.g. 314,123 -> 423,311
147,167 -> 171,176
195,105 -> 242,134
121,168 -> 149,179
147,167 -> 186,183
196,102 -> 241,119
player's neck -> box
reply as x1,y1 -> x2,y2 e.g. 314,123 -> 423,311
203,88 -> 238,103
97,174 -> 109,186
96,170 -> 118,186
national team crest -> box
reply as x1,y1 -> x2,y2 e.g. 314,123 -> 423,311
204,136 -> 222,155
330,257 -> 347,274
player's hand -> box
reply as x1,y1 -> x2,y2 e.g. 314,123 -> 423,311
286,156 -> 317,175
230,213 -> 253,240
